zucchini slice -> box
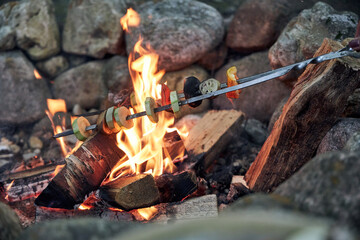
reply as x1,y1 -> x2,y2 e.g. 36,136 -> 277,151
114,106 -> 134,129
106,106 -> 121,133
130,92 -> 137,108
199,78 -> 221,95
170,91 -> 180,113
145,97 -> 158,123
96,111 -> 112,135
72,116 -> 92,141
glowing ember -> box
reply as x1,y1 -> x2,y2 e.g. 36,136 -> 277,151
78,203 -> 92,210
4,180 -> 15,201
137,206 -> 157,220
120,8 -> 140,32
34,69 -> 42,79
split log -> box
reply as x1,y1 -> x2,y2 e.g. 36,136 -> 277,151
152,194 -> 218,223
245,38 -> 360,192
35,133 -> 125,209
100,174 -> 160,211
99,171 -> 197,210
184,110 -> 244,170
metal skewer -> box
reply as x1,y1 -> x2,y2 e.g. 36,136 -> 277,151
54,47 -> 360,139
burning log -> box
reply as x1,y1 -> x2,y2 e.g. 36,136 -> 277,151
35,133 -> 125,209
99,171 -> 197,210
245,38 -> 360,192
184,110 -> 245,169
100,174 -> 160,211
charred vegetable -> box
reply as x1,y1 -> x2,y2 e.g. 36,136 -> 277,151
184,76 -> 202,108
72,116 -> 92,141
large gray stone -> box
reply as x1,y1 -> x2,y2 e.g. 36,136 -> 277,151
7,0 -> 60,60
213,51 -> 291,123
275,150 -> 360,230
114,208 -> 356,240
0,51 -> 51,125
53,61 -> 107,109
102,55 -> 131,93
125,0 -> 224,71
19,218 -> 136,240
62,0 -> 126,58
0,202 -> 22,240
0,2 -> 17,51
36,55 -> 69,78
269,2 -> 358,85
226,0 -> 309,52
344,132 -> 360,152
317,118 -> 360,154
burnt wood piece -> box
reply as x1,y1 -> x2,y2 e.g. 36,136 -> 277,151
35,133 -> 125,209
155,171 -> 197,203
99,171 -> 197,210
100,174 -> 160,211
152,194 -> 218,223
0,163 -> 64,182
184,110 -> 245,170
245,38 -> 360,192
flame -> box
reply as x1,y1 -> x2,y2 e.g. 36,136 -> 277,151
137,206 -> 157,220
51,164 -> 65,178
34,69 -> 42,79
4,180 -> 15,201
120,8 -> 140,32
45,99 -> 73,157
104,10 -> 189,184
78,203 -> 92,210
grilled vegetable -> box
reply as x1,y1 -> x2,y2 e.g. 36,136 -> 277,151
184,76 -> 202,108
130,92 -> 137,108
170,91 -> 182,118
105,106 -> 121,133
199,78 -> 221,95
226,66 -> 241,99
114,106 -> 134,129
97,111 -> 112,135
72,117 -> 92,141
145,97 -> 158,123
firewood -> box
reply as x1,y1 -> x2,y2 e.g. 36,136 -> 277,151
155,171 -> 197,203
184,110 -> 245,169
245,38 -> 360,192
100,171 -> 197,210
99,174 -> 160,211
35,133 -> 125,209
153,194 -> 218,223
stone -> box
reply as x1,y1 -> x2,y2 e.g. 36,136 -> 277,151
197,43 -> 228,71
0,202 -> 22,240
126,0 -> 224,71
226,0 -> 310,52
244,119 -> 269,145
0,51 -> 51,125
19,218 -> 136,240
213,51 -> 291,123
116,207 -> 355,240
62,0 -> 125,58
160,65 -> 210,117
197,0 -> 245,17
268,97 -> 288,131
0,25 -> 15,51
102,55 -> 131,93
269,2 -> 358,85
317,118 -> 360,154
35,55 -> 69,78
8,0 -> 60,60
344,132 -> 360,152
28,136 -> 43,149
344,88 -> 360,117
53,61 -> 107,110
275,150 -> 360,230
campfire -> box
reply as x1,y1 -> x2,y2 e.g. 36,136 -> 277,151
1,1 -> 360,239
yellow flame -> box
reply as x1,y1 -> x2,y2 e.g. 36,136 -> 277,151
120,8 -> 140,32
4,180 -> 15,201
137,206 -> 157,220
34,69 -> 42,79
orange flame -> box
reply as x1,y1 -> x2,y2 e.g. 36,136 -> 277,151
137,206 -> 157,220
51,164 -> 65,178
104,10 -> 188,184
4,180 -> 15,201
34,69 -> 42,79
45,99 -> 75,157
120,8 -> 140,32
78,203 -> 92,210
